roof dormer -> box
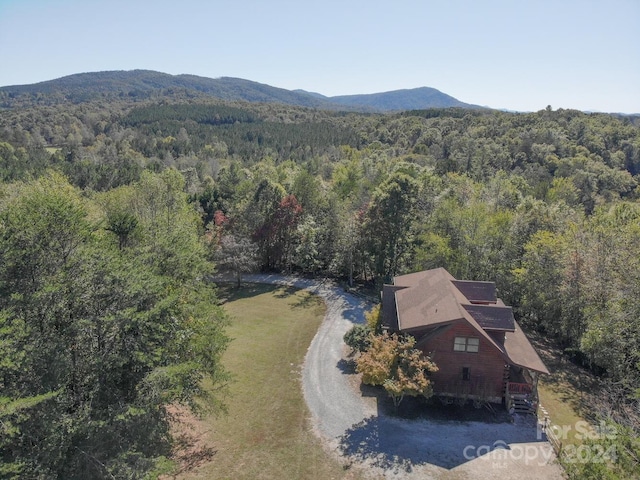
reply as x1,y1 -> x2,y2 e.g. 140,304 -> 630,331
451,280 -> 497,304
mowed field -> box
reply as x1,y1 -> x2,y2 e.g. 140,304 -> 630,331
176,283 -> 368,480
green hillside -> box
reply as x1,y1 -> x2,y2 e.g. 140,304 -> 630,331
0,70 -> 480,111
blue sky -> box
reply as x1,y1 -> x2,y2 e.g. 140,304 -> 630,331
0,0 -> 639,112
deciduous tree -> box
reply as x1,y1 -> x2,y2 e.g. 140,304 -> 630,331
356,332 -> 437,407
214,234 -> 258,287
361,172 -> 419,282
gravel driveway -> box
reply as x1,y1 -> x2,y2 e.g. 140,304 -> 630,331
228,274 -> 564,480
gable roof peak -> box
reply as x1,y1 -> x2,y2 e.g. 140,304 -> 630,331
383,268 -> 548,374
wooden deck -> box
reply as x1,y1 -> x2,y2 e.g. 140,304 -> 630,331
507,381 -> 532,395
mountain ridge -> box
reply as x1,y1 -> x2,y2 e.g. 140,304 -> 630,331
0,70 -> 484,112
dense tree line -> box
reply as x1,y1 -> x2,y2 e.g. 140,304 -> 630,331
1,96 -> 640,477
0,170 -> 228,478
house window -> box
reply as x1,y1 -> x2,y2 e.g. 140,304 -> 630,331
453,337 -> 479,353
462,367 -> 471,381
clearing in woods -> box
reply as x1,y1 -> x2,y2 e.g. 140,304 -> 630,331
170,283 -> 368,480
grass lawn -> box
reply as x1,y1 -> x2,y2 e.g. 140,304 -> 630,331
531,334 -> 600,446
168,283 -> 592,477
175,283 -> 367,480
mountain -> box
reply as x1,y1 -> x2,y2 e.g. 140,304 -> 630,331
0,70 -> 335,109
0,70 -> 482,112
293,89 -> 328,100
329,87 -> 480,110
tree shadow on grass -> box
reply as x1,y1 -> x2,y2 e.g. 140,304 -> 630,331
272,285 -> 300,299
529,332 -> 601,423
217,283 -> 295,303
291,291 -> 324,310
166,405 -> 217,476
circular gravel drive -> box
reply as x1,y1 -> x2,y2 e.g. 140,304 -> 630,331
236,274 -> 564,480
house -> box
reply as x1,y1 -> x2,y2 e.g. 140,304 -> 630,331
381,267 -> 549,414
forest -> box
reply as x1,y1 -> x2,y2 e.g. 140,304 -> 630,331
1,93 -> 640,478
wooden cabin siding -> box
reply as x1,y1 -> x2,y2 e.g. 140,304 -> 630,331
420,320 -> 506,399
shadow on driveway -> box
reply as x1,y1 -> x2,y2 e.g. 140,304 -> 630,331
338,414 -> 547,472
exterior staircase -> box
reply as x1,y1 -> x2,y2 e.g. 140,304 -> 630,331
507,394 -> 537,415
504,364 -> 537,416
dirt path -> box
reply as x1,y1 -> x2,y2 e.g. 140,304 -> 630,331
226,274 -> 564,479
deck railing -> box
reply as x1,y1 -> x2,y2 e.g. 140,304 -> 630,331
507,382 -> 532,395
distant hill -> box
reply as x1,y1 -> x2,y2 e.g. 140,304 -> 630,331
328,87 -> 480,110
0,70 -> 334,109
0,70 -> 483,112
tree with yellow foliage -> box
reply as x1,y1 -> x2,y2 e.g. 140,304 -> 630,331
356,332 -> 437,408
